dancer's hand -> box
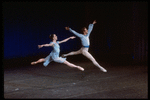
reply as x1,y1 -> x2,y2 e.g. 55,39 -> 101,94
38,45 -> 43,49
70,36 -> 76,39
65,26 -> 70,30
93,20 -> 97,24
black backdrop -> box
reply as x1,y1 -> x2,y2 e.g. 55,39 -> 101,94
3,2 -> 148,67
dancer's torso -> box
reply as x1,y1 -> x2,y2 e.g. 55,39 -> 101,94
80,35 -> 90,47
50,41 -> 60,58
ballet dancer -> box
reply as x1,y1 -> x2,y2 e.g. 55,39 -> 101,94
31,34 -> 84,71
62,20 -> 107,72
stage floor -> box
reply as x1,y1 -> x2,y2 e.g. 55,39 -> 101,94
4,61 -> 148,99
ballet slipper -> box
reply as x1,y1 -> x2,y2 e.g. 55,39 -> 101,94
31,62 -> 36,65
77,66 -> 84,71
99,67 -> 107,72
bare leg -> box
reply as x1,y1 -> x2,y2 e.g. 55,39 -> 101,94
63,61 -> 84,71
82,50 -> 107,72
63,49 -> 82,57
31,58 -> 45,65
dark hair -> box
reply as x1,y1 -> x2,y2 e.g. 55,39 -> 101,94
81,27 -> 86,34
49,34 -> 55,40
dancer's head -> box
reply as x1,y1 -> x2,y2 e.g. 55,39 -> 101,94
81,27 -> 88,35
49,34 -> 57,41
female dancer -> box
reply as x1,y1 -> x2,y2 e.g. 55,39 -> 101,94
63,20 -> 107,72
31,34 -> 84,71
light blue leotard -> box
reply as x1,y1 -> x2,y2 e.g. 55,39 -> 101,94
69,24 -> 94,47
43,41 -> 66,67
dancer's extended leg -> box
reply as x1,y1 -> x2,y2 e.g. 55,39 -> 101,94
63,49 -> 82,57
82,50 -> 107,72
31,58 -> 45,65
63,61 -> 84,71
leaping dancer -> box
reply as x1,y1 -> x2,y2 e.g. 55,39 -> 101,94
62,20 -> 107,72
31,34 -> 84,71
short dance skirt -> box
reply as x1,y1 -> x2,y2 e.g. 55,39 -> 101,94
43,53 -> 66,67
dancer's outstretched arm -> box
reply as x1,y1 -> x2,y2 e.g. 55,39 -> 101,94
65,27 -> 83,38
87,20 -> 97,37
59,36 -> 76,44
38,43 -> 54,49
93,20 -> 97,24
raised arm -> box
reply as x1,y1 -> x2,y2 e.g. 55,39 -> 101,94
87,20 -> 96,36
59,36 -> 76,44
65,27 -> 83,38
93,20 -> 97,24
38,42 -> 54,49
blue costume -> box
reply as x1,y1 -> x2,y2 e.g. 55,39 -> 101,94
43,41 -> 66,67
69,24 -> 94,47
63,23 -> 107,72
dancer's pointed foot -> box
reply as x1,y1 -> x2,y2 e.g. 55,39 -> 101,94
99,66 -> 107,72
77,66 -> 84,71
31,62 -> 37,65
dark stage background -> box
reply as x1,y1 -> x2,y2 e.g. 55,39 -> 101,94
3,2 -> 148,67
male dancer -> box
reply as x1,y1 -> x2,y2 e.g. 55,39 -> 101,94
63,20 -> 107,72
